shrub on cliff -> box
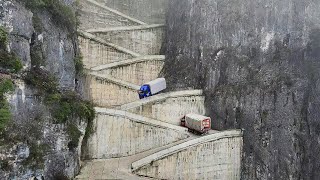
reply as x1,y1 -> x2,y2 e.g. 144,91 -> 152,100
74,54 -> 84,75
24,67 -> 95,150
0,27 -> 23,73
0,79 -> 14,133
20,0 -> 79,32
0,27 -> 8,49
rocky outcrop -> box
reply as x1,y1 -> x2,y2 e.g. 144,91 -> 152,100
163,0 -> 320,179
0,0 -> 83,179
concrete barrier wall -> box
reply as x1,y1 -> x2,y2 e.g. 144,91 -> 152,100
82,74 -> 140,107
85,108 -> 189,159
93,57 -> 164,85
79,0 -> 142,30
96,0 -> 168,24
121,90 -> 206,125
132,130 -> 243,180
91,26 -> 164,55
79,36 -> 135,69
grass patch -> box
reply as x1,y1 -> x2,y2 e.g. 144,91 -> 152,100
0,27 -> 8,49
0,79 -> 14,95
0,105 -> 12,134
0,27 -> 23,73
0,50 -> 23,73
0,79 -> 14,133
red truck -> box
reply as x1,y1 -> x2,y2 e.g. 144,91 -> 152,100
180,113 -> 211,135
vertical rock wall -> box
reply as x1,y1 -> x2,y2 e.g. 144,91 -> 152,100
163,0 -> 320,179
0,0 -> 81,179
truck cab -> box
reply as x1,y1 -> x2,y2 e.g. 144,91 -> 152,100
138,85 -> 151,99
180,115 -> 186,127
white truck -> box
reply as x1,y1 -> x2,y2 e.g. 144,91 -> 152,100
138,78 -> 166,99
180,113 -> 211,134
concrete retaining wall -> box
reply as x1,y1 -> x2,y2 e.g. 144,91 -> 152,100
79,0 -> 143,30
82,73 -> 140,107
90,25 -> 164,55
132,130 -> 243,180
121,90 -> 206,125
79,35 -> 136,69
85,108 -> 189,159
96,0 -> 168,24
92,55 -> 164,85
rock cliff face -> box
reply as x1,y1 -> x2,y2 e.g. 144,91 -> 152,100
163,0 -> 320,179
0,0 -> 83,179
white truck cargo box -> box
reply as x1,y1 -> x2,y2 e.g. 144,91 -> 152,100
147,78 -> 166,95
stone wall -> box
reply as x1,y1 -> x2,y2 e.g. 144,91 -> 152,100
133,130 -> 243,180
82,74 -> 139,107
84,109 -> 188,159
95,0 -> 168,24
79,35 -> 134,69
92,26 -> 164,55
79,0 -> 141,30
122,90 -> 205,125
95,57 -> 164,85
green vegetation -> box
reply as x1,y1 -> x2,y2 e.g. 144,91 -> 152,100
261,110 -> 269,121
0,50 -> 23,73
67,123 -> 82,150
23,0 -> 46,9
0,27 -> 23,73
30,43 -> 45,67
74,54 -> 84,75
20,0 -> 79,32
0,79 -> 14,96
24,67 -> 95,150
24,68 -> 94,122
30,15 -> 46,67
53,173 -> 70,180
0,106 -> 11,132
0,79 -> 14,133
0,27 -> 8,49
0,160 -> 11,171
24,68 -> 58,94
0,0 -> 90,169
22,143 -> 49,169
32,15 -> 44,33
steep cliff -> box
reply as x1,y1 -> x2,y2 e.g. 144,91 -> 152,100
163,0 -> 320,179
0,0 -> 93,179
